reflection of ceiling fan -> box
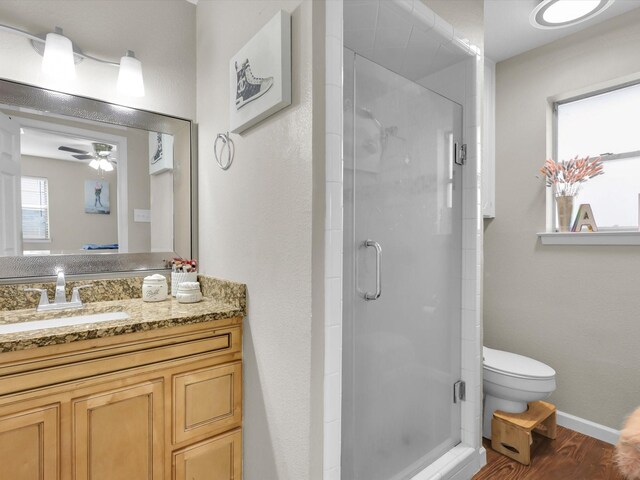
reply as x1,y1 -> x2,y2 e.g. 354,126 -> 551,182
58,142 -> 117,172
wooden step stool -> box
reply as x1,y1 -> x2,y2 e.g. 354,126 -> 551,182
491,400 -> 557,466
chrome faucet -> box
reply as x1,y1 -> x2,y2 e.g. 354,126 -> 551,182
24,269 -> 92,312
54,270 -> 67,304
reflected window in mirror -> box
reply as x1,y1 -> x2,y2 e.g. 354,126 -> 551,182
21,176 -> 50,243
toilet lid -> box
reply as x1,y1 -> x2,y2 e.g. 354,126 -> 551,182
483,347 -> 556,379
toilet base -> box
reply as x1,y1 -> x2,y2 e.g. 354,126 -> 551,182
483,394 -> 527,439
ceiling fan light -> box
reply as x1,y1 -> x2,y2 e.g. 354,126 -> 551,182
99,159 -> 114,172
530,0 -> 614,29
88,159 -> 100,170
117,50 -> 145,97
41,28 -> 76,80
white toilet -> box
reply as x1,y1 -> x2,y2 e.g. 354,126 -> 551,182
482,346 -> 556,439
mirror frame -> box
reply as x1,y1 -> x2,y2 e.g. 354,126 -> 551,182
0,79 -> 198,282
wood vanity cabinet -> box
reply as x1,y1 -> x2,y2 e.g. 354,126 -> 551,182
0,403 -> 59,479
0,318 -> 243,480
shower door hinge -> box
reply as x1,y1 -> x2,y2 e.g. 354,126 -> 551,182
453,380 -> 466,403
454,143 -> 466,166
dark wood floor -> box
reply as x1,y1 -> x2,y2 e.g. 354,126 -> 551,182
473,426 -> 625,480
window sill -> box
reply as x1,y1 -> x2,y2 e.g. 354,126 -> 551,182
538,231 -> 640,245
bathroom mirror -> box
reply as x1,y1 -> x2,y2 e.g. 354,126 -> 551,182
0,79 -> 197,281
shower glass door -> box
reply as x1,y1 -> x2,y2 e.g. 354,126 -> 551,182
342,51 -> 463,480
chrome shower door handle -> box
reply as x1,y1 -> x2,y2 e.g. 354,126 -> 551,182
363,240 -> 382,300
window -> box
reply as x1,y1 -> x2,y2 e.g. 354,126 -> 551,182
21,176 -> 50,241
555,82 -> 640,231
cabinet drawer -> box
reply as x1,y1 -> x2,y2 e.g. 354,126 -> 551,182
173,362 -> 241,445
0,326 -> 240,396
173,428 -> 242,480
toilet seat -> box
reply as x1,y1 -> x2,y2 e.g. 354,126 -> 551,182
483,347 -> 555,380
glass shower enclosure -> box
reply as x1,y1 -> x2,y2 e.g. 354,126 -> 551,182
342,51 -> 463,479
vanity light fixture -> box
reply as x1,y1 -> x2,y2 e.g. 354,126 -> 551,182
117,51 -> 145,98
0,23 -> 146,97
41,27 -> 76,80
530,0 -> 615,29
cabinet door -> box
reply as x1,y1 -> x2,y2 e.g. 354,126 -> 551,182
173,429 -> 241,480
72,379 -> 164,480
173,361 -> 242,444
0,404 -> 59,480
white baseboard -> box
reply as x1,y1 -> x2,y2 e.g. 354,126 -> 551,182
556,410 -> 620,445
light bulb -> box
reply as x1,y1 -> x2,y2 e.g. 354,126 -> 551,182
99,159 -> 114,172
117,50 -> 145,97
88,159 -> 100,170
41,28 -> 76,80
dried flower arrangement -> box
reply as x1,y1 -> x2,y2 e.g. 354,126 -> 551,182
539,156 -> 604,197
167,257 -> 197,273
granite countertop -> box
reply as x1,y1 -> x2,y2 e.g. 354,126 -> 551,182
0,275 -> 246,353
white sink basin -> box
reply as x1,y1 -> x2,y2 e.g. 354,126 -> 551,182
0,311 -> 130,335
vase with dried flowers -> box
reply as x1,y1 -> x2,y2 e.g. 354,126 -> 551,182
168,257 -> 198,296
539,156 -> 604,232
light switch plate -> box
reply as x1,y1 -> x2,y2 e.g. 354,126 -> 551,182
134,209 -> 151,223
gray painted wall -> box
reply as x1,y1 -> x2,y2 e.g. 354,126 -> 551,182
196,1 -> 325,478
22,155 -> 118,253
485,9 -> 640,430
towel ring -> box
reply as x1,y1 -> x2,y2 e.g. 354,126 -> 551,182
214,132 -> 235,170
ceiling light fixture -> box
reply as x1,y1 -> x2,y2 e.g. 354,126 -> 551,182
530,0 -> 615,29
0,23 -> 145,97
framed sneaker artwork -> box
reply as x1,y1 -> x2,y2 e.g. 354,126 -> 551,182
229,9 -> 292,134
148,131 -> 174,175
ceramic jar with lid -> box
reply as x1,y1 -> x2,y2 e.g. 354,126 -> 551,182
176,281 -> 202,304
142,274 -> 168,302
171,271 -> 198,296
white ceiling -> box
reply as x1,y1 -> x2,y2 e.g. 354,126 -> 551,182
485,0 -> 640,63
20,127 -> 116,162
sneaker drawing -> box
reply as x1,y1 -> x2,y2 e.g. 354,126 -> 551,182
151,132 -> 163,164
235,59 -> 274,109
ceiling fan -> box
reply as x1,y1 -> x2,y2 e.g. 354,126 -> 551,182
58,142 -> 117,172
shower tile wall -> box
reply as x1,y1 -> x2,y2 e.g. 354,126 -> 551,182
324,1 -> 484,478
324,1 -> 344,478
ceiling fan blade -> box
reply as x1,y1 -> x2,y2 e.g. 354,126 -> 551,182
72,154 -> 95,160
59,146 -> 90,155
